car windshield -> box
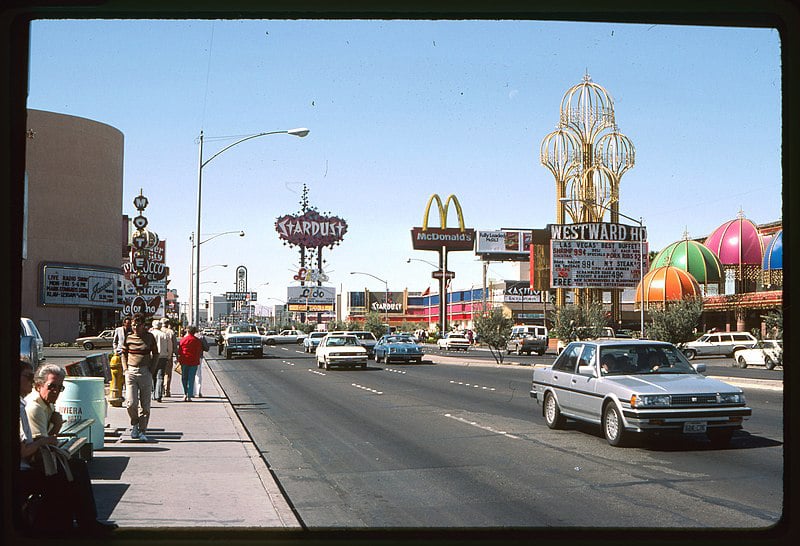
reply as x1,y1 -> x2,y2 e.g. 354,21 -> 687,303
386,336 -> 414,344
311,332 -> 327,338
230,324 -> 257,333
353,332 -> 375,340
599,345 -> 697,375
326,336 -> 359,346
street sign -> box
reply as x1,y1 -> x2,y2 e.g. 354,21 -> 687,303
432,269 -> 455,280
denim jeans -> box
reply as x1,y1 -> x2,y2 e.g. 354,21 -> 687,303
181,365 -> 198,398
152,357 -> 169,400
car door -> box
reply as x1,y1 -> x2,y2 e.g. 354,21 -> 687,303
570,344 -> 601,421
549,343 -> 584,414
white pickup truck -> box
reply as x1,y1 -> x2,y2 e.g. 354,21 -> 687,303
262,329 -> 308,345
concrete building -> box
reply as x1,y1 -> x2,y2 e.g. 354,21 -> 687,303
22,109 -> 127,343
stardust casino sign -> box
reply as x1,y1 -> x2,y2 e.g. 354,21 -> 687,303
275,209 -> 348,249
549,222 -> 649,289
410,194 -> 475,251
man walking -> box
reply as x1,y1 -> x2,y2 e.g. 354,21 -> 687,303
161,318 -> 178,397
149,319 -> 169,403
121,313 -> 158,441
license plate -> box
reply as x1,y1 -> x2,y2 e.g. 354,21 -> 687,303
683,422 -> 707,433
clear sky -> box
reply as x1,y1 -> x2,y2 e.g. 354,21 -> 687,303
26,18 -> 782,312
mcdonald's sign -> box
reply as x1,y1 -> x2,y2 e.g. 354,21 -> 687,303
410,194 -> 476,251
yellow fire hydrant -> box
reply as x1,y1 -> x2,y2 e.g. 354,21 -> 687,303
108,352 -> 124,407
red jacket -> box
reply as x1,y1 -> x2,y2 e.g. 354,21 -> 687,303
178,334 -> 202,366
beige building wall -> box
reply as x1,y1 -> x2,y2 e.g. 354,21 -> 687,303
23,109 -> 125,343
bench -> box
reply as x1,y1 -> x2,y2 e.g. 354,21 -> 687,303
57,418 -> 95,461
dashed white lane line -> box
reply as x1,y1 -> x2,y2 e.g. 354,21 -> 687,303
449,380 -> 496,391
352,383 -> 383,395
282,360 -> 295,366
308,369 -> 326,376
444,413 -> 520,439
384,368 -> 407,374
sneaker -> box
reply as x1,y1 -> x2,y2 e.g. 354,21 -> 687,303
131,425 -> 140,439
138,434 -> 153,442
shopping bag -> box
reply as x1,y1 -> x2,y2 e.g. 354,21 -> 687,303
174,363 -> 182,375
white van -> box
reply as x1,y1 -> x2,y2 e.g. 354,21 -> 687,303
506,325 -> 548,356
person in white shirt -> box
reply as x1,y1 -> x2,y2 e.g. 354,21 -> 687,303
160,318 -> 178,397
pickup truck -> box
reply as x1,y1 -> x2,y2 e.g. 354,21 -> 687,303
262,329 -> 308,345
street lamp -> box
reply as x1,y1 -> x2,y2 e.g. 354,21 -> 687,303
559,197 -> 646,336
350,271 -> 390,328
200,264 -> 228,273
407,258 -> 437,328
189,231 -> 243,326
195,128 -> 309,326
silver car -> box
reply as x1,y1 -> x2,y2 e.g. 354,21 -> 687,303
530,340 -> 751,447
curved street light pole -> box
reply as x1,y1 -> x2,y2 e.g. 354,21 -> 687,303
189,231 -> 243,326
350,271 -> 390,329
559,197 -> 646,337
195,128 -> 309,326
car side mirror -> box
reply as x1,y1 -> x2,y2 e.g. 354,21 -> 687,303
693,363 -> 706,373
577,365 -> 597,377
20,335 -> 40,367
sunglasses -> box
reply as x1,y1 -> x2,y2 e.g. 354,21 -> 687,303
45,383 -> 65,392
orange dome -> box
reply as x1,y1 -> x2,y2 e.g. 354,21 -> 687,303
635,266 -> 701,306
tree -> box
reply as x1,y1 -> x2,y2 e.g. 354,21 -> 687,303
473,308 -> 514,364
363,312 -> 389,339
548,302 -> 607,342
646,297 -> 704,346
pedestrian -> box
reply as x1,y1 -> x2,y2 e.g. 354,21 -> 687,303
466,329 -> 474,345
121,313 -> 158,441
193,328 -> 210,398
149,319 -> 169,403
178,326 -> 203,401
112,316 -> 132,355
18,360 -> 118,537
161,318 -> 178,397
216,330 -> 225,356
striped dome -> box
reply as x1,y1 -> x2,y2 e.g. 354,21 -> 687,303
762,230 -> 783,270
651,239 -> 723,284
635,266 -> 702,306
704,216 -> 763,266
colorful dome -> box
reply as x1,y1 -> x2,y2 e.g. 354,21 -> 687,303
704,216 -> 763,266
762,230 -> 783,270
635,266 -> 702,306
651,239 -> 723,284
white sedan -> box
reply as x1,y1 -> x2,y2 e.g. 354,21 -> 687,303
316,334 -> 368,370
437,332 -> 470,351
734,340 -> 783,370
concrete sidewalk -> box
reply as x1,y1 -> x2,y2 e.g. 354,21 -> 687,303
89,358 -> 301,529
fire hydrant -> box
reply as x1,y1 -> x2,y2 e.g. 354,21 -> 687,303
108,352 -> 124,407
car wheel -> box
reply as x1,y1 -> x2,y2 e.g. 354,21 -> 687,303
765,356 -> 775,370
707,428 -> 734,447
736,356 -> 748,369
538,350 -> 546,356
684,349 -> 697,360
83,342 -> 94,350
517,347 -> 524,356
603,403 -> 627,447
361,362 -> 367,369
543,392 -> 566,430
255,349 -> 263,359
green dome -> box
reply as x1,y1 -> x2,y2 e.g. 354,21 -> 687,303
651,239 -> 723,284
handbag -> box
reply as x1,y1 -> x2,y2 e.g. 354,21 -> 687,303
174,363 -> 182,375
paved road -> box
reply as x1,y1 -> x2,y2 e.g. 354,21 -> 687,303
207,344 -> 783,529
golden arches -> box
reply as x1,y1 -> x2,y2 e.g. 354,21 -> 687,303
422,194 -> 466,231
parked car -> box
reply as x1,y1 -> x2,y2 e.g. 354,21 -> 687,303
316,334 -> 368,370
75,329 -> 115,350
734,339 -> 783,369
374,334 -> 424,363
530,339 -> 751,447
682,331 -> 758,359
20,317 -> 45,367
303,331 -> 328,353
222,323 -> 263,359
506,325 -> 548,356
437,332 -> 471,351
326,330 -> 378,356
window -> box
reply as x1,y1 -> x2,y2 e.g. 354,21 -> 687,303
553,344 -> 582,372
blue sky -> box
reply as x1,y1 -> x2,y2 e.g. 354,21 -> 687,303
26,19 -> 782,310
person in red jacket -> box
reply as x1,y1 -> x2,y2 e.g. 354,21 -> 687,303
177,326 -> 203,401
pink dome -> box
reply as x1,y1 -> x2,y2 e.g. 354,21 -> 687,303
704,216 -> 763,265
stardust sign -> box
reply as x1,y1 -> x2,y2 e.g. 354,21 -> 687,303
275,210 -> 348,249
549,222 -> 649,289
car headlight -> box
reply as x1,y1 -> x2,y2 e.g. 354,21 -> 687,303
630,394 -> 671,408
719,392 -> 745,404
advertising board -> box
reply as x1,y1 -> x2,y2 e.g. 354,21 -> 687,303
41,263 -> 122,308
287,285 -> 336,305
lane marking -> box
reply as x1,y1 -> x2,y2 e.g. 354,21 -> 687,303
449,380 -> 496,392
308,369 -> 326,376
352,383 -> 383,395
384,368 -> 407,374
444,413 -> 520,439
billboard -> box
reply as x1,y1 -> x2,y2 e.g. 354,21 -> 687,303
287,285 -> 336,305
476,230 -> 533,260
549,222 -> 648,289
41,263 -> 122,308
367,291 -> 406,314
411,194 -> 475,252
